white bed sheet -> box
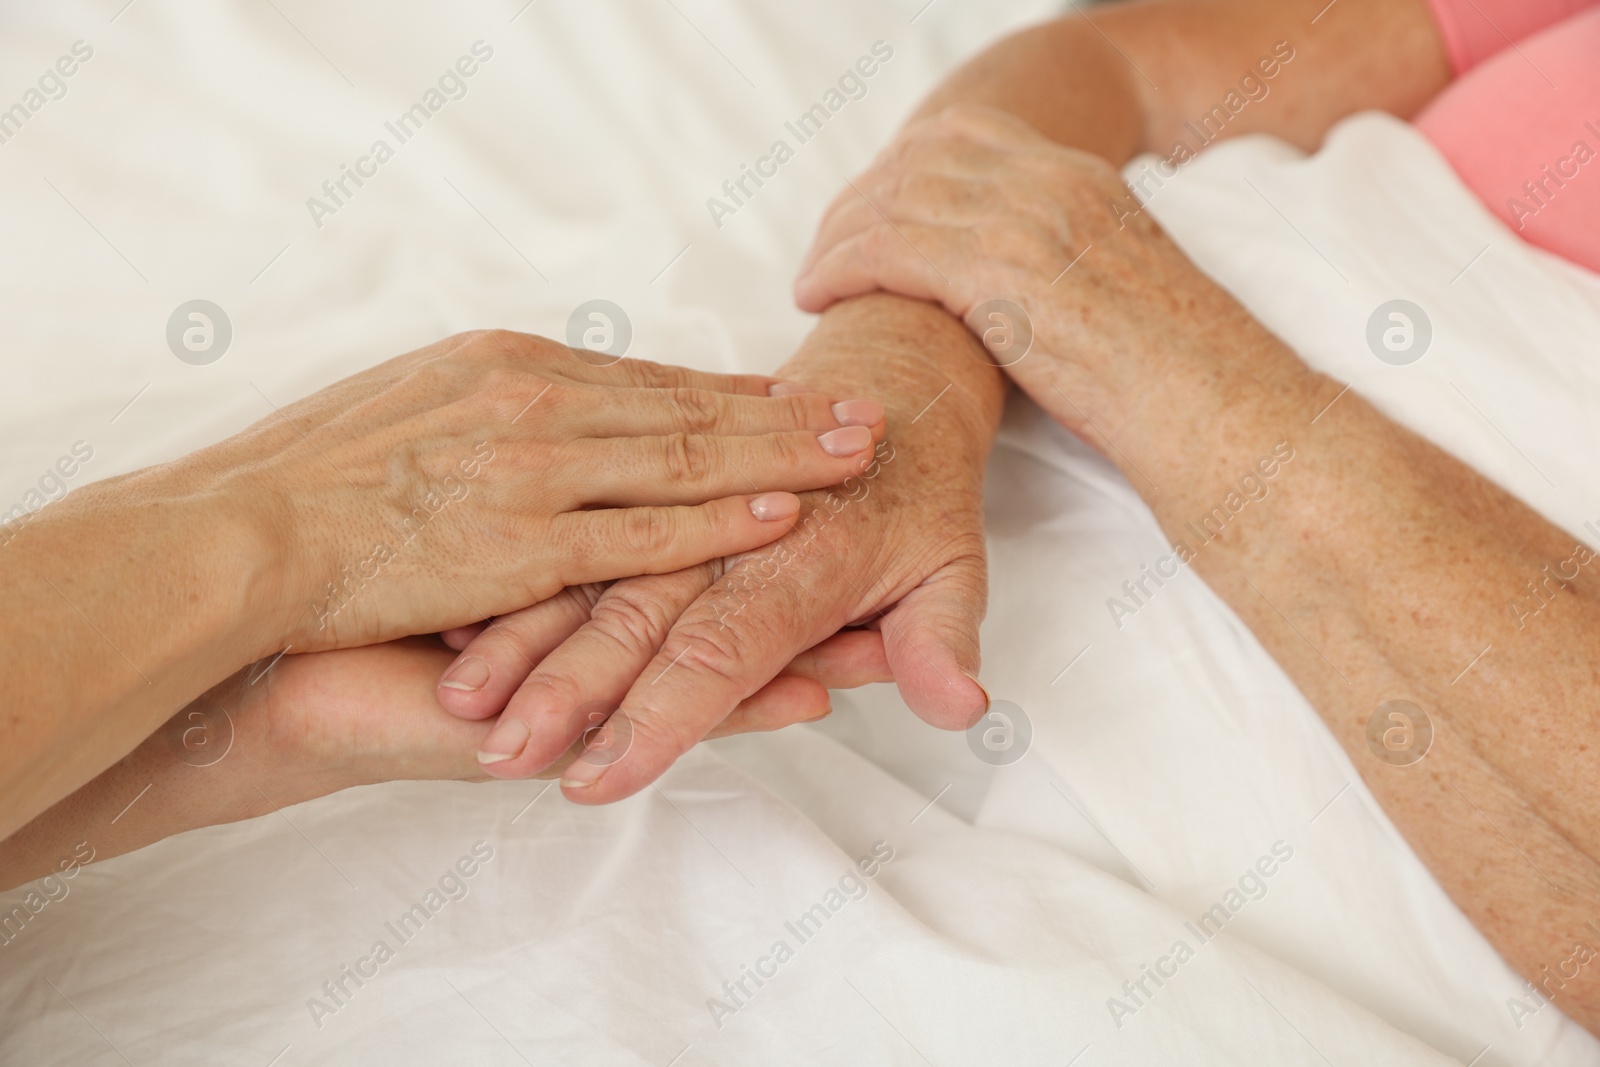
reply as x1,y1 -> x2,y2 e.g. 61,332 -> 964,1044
1,1 -> 1598,1065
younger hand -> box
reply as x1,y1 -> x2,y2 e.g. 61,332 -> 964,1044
200,329 -> 888,654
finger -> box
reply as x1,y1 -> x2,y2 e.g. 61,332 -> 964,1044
801,152 -> 998,279
549,493 -> 803,589
573,426 -> 882,508
440,623 -> 488,651
799,184 -> 865,277
292,638 -> 498,784
527,629 -> 888,771
877,553 -> 989,730
557,563 -> 841,803
474,566 -> 717,777
530,675 -> 825,780
702,629 -> 892,740
578,386 -> 883,437
794,222 -> 966,314
555,352 -> 796,397
530,627 -> 892,763
781,628 -> 891,688
702,675 -> 831,739
797,116 -> 1023,279
799,190 -> 887,279
532,675 -> 829,772
885,171 -> 1004,228
436,585 -> 605,721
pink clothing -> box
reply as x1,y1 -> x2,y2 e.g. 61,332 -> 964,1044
1415,0 -> 1600,273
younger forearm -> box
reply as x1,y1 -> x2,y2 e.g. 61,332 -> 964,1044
912,0 -> 1449,161
1115,333 -> 1600,1028
0,669 -> 327,892
0,464 -> 284,841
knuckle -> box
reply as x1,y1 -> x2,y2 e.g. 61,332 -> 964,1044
619,702 -> 702,762
781,392 -> 821,428
900,170 -> 947,204
460,328 -> 539,365
662,432 -> 714,484
438,329 -> 482,353
510,670 -> 587,727
443,328 -> 498,354
625,358 -> 676,389
667,386 -> 721,432
880,137 -> 915,176
765,431 -> 810,471
479,610 -> 539,652
972,218 -> 1043,263
620,506 -> 674,557
484,370 -> 563,424
860,223 -> 897,265
590,586 -> 675,653
474,327 -> 523,351
817,187 -> 858,233
669,621 -> 751,692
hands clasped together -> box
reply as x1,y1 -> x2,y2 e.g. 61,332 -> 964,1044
388,106 -> 1243,803
108,105 -> 1236,829
259,106 -> 1248,809
13,10 -> 1593,1035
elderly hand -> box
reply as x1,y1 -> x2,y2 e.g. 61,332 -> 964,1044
204,329 -> 887,655
792,105 -> 1259,448
430,571 -> 893,781
431,295 -> 1003,800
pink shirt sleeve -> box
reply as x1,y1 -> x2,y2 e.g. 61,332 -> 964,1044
1414,4 -> 1600,274
1424,0 -> 1596,71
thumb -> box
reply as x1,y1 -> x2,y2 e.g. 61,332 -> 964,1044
878,554 -> 989,731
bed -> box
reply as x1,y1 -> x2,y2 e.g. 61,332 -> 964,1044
2,1 -> 1598,1063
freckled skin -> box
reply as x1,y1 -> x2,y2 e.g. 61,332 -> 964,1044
792,0 -> 1600,1035
8,0 -> 1596,1035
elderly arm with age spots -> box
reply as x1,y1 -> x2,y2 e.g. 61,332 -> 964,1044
792,0 -> 1600,1038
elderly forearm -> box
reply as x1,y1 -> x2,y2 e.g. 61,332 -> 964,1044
779,293 -> 1005,440
911,0 -> 1448,160
1110,326 -> 1600,1029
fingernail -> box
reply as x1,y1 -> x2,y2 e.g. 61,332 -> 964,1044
831,399 -> 884,427
560,753 -> 608,790
477,717 -> 529,765
769,380 -> 811,396
749,492 -> 800,521
440,657 -> 491,692
962,671 -> 991,729
818,425 -> 872,457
